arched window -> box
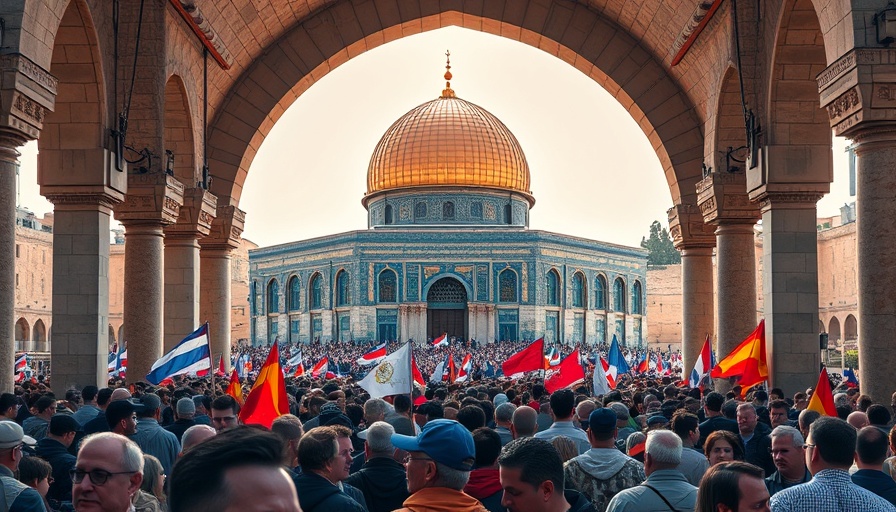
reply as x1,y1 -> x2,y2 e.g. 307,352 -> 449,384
828,317 -> 841,343
504,204 -> 512,224
267,279 -> 280,315
310,274 -> 322,310
632,281 -> 643,314
546,270 -> 560,306
378,270 -> 397,303
14,318 -> 29,342
288,276 -> 301,312
499,269 -> 518,302
384,204 -> 393,224
613,278 -> 626,312
572,272 -> 586,308
443,201 -> 455,220
336,270 -> 351,306
595,275 -> 607,310
844,314 -> 858,340
415,202 -> 427,219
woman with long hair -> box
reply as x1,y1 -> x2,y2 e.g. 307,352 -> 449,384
704,430 -> 744,466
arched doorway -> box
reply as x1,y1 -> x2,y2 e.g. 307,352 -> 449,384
426,278 -> 468,340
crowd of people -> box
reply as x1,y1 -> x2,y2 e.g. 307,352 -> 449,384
1,339 -> 893,512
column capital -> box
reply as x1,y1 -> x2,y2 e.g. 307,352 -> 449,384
114,173 -> 185,225
0,54 -> 57,141
163,187 -> 217,239
200,204 -> 245,250
667,203 -> 716,250
816,48 -> 896,138
44,191 -> 124,215
696,172 -> 759,225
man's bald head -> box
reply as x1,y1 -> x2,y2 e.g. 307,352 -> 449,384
847,411 -> 869,430
110,388 -> 132,402
511,405 -> 538,438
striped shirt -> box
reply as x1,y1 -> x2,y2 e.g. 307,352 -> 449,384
770,469 -> 896,512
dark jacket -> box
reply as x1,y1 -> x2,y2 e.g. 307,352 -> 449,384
162,418 -> 196,442
35,437 -> 76,503
566,489 -> 597,512
344,457 -> 408,512
742,422 -> 775,477
82,413 -> 109,435
852,469 -> 896,506
293,470 -> 366,512
697,415 -> 738,448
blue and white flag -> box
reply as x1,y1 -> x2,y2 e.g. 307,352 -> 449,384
484,361 -> 496,378
608,335 -> 630,375
146,323 -> 211,385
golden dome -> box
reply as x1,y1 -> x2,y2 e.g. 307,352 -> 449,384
364,94 -> 532,203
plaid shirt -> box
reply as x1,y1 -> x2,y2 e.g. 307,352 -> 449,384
770,469 -> 896,512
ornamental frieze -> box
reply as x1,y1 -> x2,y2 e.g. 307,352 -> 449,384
826,87 -> 860,121
0,54 -> 58,93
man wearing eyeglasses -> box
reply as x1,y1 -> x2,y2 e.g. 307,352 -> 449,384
211,395 -> 241,433
0,421 -> 46,511
72,432 -> 143,512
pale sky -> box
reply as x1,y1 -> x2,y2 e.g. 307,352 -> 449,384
16,27 -> 853,248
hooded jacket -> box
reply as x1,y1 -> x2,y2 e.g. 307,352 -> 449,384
394,486 -> 489,512
464,467 -> 503,512
344,456 -> 409,512
293,470 -> 366,512
564,447 -> 645,512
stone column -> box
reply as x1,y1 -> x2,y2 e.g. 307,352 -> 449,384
199,205 -> 245,373
416,304 -> 428,343
0,135 -> 26,392
668,204 -> 716,376
115,174 -> 184,383
748,145 -> 829,394
399,304 -> 410,342
698,172 -> 760,392
818,48 -> 896,403
163,188 -> 216,351
486,305 -> 496,343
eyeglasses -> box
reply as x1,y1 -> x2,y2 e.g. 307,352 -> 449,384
70,469 -> 136,485
403,455 -> 433,465
212,416 -> 237,423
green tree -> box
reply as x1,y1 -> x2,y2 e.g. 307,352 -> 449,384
640,220 -> 681,265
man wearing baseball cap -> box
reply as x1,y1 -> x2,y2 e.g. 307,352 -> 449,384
0,421 -> 45,511
391,418 -> 488,512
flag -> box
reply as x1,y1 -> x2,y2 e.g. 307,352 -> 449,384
546,347 -> 561,366
502,338 -> 546,376
689,336 -> 714,389
431,333 -> 448,348
446,355 -> 457,383
311,357 -> 329,378
455,353 -> 473,383
843,368 -> 859,388
225,369 -> 243,405
608,335 -> 630,375
710,320 -> 768,394
636,353 -> 649,374
357,343 -> 387,366
286,351 -> 303,369
431,357 -> 446,383
594,356 -> 613,393
146,324 -> 211,385
14,354 -> 27,375
294,361 -> 305,377
545,350 -> 585,393
239,341 -> 289,428
411,356 -> 425,387
807,367 -> 837,417
484,361 -> 496,378
216,354 -> 226,377
358,342 -> 413,399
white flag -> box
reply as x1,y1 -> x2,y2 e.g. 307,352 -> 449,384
592,363 -> 611,396
358,342 -> 413,399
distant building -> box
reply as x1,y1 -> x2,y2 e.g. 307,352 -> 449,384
249,81 -> 648,346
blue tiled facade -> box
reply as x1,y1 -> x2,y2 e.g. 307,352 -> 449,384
249,225 -> 647,346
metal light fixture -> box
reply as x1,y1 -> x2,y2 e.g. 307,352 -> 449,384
877,3 -> 896,45
165,150 -> 175,176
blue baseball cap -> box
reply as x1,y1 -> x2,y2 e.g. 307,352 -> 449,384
391,419 -> 475,471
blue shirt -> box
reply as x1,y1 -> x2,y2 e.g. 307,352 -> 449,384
129,418 -> 180,476
534,420 -> 591,455
770,469 -> 896,512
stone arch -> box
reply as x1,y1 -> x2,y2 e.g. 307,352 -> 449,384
309,272 -> 323,310
422,273 -> 473,302
266,278 -> 280,315
377,268 -> 398,303
287,275 -> 301,312
335,269 -> 351,307
206,5 -> 703,210
844,314 -> 857,341
34,320 -> 48,352
595,273 -> 608,310
38,0 -> 108,155
572,271 -> 587,309
766,0 -> 830,150
828,316 -> 841,343
15,318 -> 30,344
164,75 -> 197,185
613,277 -> 626,312
712,66 -> 748,171
545,269 -> 561,307
498,268 -> 519,303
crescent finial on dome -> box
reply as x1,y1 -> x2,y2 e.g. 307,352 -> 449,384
441,50 -> 455,98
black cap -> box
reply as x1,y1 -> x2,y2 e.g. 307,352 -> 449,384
49,414 -> 80,436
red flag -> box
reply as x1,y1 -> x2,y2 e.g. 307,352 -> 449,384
636,354 -> 649,374
239,342 -> 288,428
311,357 -> 329,378
412,356 -> 425,387
502,338 -> 546,376
447,356 -> 456,383
710,320 -> 768,395
294,362 -> 305,377
545,350 -> 585,393
806,367 -> 837,417
225,369 -> 243,405
217,355 -> 226,377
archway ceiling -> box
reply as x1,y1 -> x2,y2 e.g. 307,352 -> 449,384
200,0 -> 710,208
